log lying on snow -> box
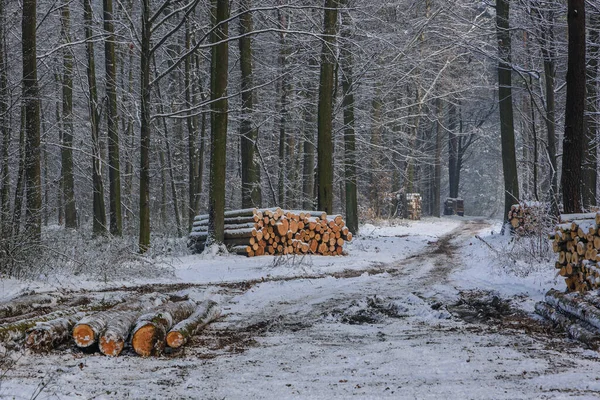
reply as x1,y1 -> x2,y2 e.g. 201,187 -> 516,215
544,289 -> 600,330
131,300 -> 196,357
72,293 -> 167,349
0,295 -> 124,346
98,310 -> 144,357
0,294 -> 58,319
25,313 -> 85,353
166,300 -> 220,349
534,302 -> 600,349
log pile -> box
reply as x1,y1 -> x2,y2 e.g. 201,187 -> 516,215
405,193 -> 422,220
507,201 -> 548,236
23,298 -> 220,356
189,208 -> 353,257
535,289 -> 600,349
552,213 -> 600,293
444,198 -> 464,217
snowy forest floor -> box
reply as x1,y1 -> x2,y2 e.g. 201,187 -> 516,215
2,217 -> 600,399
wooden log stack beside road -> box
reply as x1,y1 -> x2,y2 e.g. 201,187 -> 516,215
405,193 -> 422,220
188,208 -> 353,257
507,201 -> 548,236
552,212 -> 600,293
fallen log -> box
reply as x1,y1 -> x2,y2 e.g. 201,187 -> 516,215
98,310 -> 142,357
535,302 -> 600,349
25,313 -> 84,353
166,300 -> 220,349
192,222 -> 257,232
544,289 -> 600,330
0,294 -> 57,319
131,300 -> 196,357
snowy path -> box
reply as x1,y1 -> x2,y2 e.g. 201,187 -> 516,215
2,218 -> 600,399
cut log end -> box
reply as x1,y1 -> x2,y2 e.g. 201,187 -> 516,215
166,331 -> 185,349
72,324 -> 95,347
99,333 -> 124,357
25,330 -> 52,352
132,324 -> 160,357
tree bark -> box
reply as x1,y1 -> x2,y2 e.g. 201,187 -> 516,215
207,0 -> 229,246
561,0 -> 586,213
340,2 -> 358,234
433,99 -> 442,217
583,11 -> 599,208
534,2 -> 559,216
448,101 -> 459,198
496,0 -> 520,223
60,0 -> 77,229
139,0 -> 151,252
186,20 -> 200,231
317,0 -> 339,215
239,0 -> 261,209
22,0 -> 42,238
166,300 -> 220,348
369,86 -> 383,217
84,0 -> 107,236
0,0 -> 9,231
131,300 -> 196,357
104,0 -> 122,235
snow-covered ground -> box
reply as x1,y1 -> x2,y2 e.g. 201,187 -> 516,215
2,217 -> 599,399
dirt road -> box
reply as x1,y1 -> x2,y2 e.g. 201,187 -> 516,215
2,219 -> 600,399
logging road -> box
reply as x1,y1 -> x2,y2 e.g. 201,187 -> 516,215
3,217 -> 600,399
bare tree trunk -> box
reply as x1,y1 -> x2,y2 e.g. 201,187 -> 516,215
496,0 -> 520,224
104,0 -> 122,235
433,98 -> 442,217
23,0 -> 42,239
535,1 -> 559,216
584,11 -> 599,208
369,87 -> 382,217
0,0 -> 9,230
12,105 -> 26,236
561,0 -> 586,213
317,0 -> 339,215
340,1 -> 358,234
239,0 -> 261,209
84,0 -> 107,236
139,0 -> 151,252
448,101 -> 459,198
55,98 -> 63,226
186,20 -> 199,230
61,0 -> 77,229
207,0 -> 229,246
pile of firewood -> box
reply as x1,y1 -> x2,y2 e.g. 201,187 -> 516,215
406,193 -> 422,220
444,198 -> 464,216
536,289 -> 600,349
552,212 -> 600,292
189,208 -> 353,257
23,294 -> 220,356
508,202 -> 548,236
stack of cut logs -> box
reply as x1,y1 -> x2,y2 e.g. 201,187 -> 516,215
189,208 -> 353,257
444,198 -> 464,217
24,295 -> 220,356
536,289 -> 600,349
406,193 -> 422,220
508,202 -> 547,236
552,212 -> 600,292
